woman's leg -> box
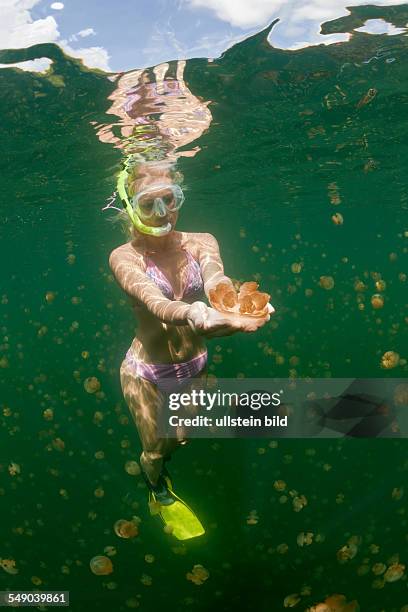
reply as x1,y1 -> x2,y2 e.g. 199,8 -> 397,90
120,359 -> 179,486
172,367 -> 208,444
120,359 -> 208,485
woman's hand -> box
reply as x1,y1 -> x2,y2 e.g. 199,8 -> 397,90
187,301 -> 210,332
187,301 -> 275,338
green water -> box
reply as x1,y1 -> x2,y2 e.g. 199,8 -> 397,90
1,4 -> 407,611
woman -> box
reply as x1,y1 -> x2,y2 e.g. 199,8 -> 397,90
108,162 -> 273,538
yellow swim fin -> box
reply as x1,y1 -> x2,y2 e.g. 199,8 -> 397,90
149,475 -> 205,541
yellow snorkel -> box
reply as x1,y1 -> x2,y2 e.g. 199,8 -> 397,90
117,165 -> 172,237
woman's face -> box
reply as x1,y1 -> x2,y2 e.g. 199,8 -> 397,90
135,184 -> 180,231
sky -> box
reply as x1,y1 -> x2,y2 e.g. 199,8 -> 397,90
0,0 -> 407,73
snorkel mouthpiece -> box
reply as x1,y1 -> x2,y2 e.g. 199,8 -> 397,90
117,168 -> 172,237
134,213 -> 172,237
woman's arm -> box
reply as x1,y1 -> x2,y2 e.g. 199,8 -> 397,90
197,233 -> 235,297
196,232 -> 275,336
109,242 -> 270,337
109,246 -> 195,326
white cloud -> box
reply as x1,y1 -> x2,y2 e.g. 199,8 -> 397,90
0,0 -> 60,49
354,18 -> 406,35
187,0 -> 286,28
185,0 -> 408,49
0,57 -> 52,71
185,30 -> 257,57
287,33 -> 349,50
78,27 -> 96,38
0,0 -> 110,72
50,2 -> 64,9
59,41 -> 110,71
68,27 -> 96,43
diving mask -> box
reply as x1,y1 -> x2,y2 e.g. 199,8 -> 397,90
133,183 -> 185,219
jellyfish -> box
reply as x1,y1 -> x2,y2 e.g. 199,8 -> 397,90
331,213 -> 344,225
370,294 -> 384,309
284,593 -> 301,607
186,564 -> 209,585
375,280 -> 386,291
297,532 -> 313,547
337,542 -> 358,563
52,438 -> 65,451
8,462 -> 20,476
209,280 -> 269,317
114,519 -> 138,539
0,559 -> 18,575
354,280 -> 367,292
246,509 -> 259,525
319,276 -> 334,290
84,377 -> 101,393
372,563 -> 386,576
391,487 -> 404,500
125,460 -> 141,476
381,351 -> 399,369
384,563 -> 405,582
89,555 -> 113,575
276,543 -> 289,554
246,511 -> 259,525
125,598 -> 140,608
316,594 -> 359,612
293,495 -> 307,512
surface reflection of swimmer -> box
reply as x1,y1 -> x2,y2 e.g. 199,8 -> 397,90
102,62 -> 274,539
94,60 -> 213,163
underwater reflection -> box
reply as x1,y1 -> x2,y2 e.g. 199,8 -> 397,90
93,59 -> 212,165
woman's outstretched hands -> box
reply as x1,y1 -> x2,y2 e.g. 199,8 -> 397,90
187,301 -> 275,338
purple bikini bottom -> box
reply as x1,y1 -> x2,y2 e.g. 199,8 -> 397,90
124,348 -> 208,394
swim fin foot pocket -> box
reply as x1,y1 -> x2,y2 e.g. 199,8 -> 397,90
143,469 -> 205,541
142,471 -> 174,506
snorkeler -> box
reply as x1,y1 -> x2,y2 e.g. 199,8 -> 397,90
109,162 -> 273,539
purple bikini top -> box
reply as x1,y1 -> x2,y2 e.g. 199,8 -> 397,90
144,248 -> 204,300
